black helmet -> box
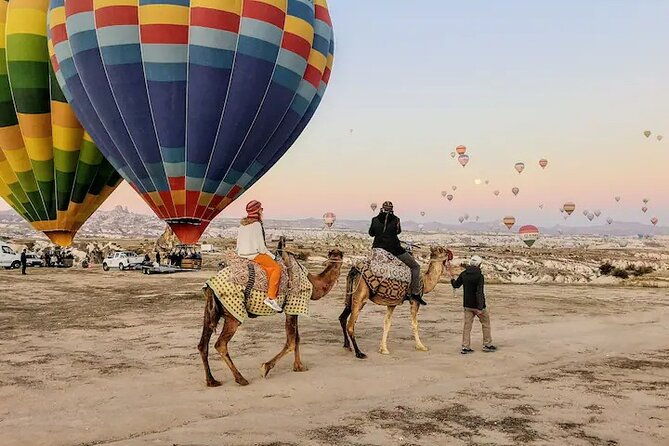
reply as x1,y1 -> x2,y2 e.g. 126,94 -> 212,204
382,201 -> 394,212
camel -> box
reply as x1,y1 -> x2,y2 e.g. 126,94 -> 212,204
339,246 -> 451,359
198,238 -> 343,387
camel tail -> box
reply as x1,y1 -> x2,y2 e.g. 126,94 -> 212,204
345,267 -> 360,308
203,286 -> 223,332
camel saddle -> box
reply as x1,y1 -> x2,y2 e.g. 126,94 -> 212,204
356,248 -> 420,306
220,250 -> 290,295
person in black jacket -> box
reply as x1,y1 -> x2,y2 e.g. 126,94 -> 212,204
20,248 -> 27,275
449,255 -> 496,354
369,201 -> 426,305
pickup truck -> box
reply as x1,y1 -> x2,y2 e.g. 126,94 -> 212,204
102,251 -> 145,271
0,242 -> 21,269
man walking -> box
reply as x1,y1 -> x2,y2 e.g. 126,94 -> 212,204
449,255 -> 496,354
20,248 -> 27,275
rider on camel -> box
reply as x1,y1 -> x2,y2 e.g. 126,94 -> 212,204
369,201 -> 427,306
236,200 -> 283,312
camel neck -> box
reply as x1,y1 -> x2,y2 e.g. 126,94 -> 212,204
422,260 -> 444,294
309,261 -> 342,301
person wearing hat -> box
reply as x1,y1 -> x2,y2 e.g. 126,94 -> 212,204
449,255 -> 496,354
368,201 -> 426,306
237,200 -> 283,312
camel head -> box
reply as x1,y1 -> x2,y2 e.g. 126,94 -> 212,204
429,246 -> 453,267
309,249 -> 344,301
326,248 -> 344,264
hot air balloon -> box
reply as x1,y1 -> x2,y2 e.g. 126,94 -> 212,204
493,190 -> 500,196
458,216 -> 464,223
450,152 -> 456,159
484,179 -> 489,185
512,187 -> 519,196
503,216 -> 516,230
475,216 -> 479,222
447,194 -> 454,202
582,209 -> 589,217
594,210 -> 601,217
642,198 -> 649,204
474,178 -> 482,185
563,215 -> 568,220
323,212 -> 336,228
420,211 -> 426,217
614,196 -> 621,202
651,217 -> 658,226
48,0 -> 335,244
514,162 -> 525,174
642,206 -> 648,213
518,225 -> 539,247
606,217 -> 613,225
658,135 -> 664,141
0,1 -> 121,247
452,185 -> 457,191
563,202 -> 576,215
644,130 -> 651,138
464,213 -> 470,220
370,202 -> 378,212
587,213 -> 595,221
458,154 -> 469,167
539,204 -> 544,209
418,223 -> 424,231
560,207 -> 565,214
455,145 -> 467,155
539,158 -> 548,169
441,191 -> 447,197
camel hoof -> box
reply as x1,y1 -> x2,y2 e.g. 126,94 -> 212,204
236,377 -> 250,386
355,352 -> 368,359
260,363 -> 271,378
206,379 -> 222,388
379,348 -> 390,355
416,345 -> 429,352
293,364 -> 308,372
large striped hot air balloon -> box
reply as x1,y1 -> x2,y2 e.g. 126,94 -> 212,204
455,145 -> 467,155
0,0 -> 121,247
518,225 -> 539,248
47,0 -> 335,244
563,202 -> 576,215
502,216 -> 515,230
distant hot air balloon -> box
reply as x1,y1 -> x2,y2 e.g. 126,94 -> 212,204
323,212 -> 336,228
587,213 -> 595,221
447,194 -> 454,202
456,145 -> 467,155
48,0 -> 335,244
644,130 -> 652,138
563,215 -> 569,220
594,210 -> 601,217
606,217 -> 613,225
458,154 -> 470,167
519,225 -> 540,247
370,202 -> 378,212
418,223 -> 424,231
450,152 -> 456,159
539,159 -> 548,169
582,209 -> 589,217
560,207 -> 565,214
651,217 -> 658,226
503,216 -> 516,230
484,179 -> 489,185
0,1 -> 122,247
474,178 -> 482,185
642,198 -> 649,204
464,213 -> 470,220
563,202 -> 576,215
642,206 -> 648,213
512,187 -> 520,196
514,162 -> 525,174
614,196 -> 621,202
458,216 -> 465,223
493,190 -> 500,196
539,204 -> 544,209
452,185 -> 458,191
441,191 -> 447,197
658,135 -> 664,141
420,211 -> 426,217
475,216 -> 480,222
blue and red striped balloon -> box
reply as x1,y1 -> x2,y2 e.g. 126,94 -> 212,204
47,0 -> 334,243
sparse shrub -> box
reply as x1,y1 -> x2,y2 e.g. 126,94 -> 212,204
628,265 -> 654,277
599,262 -> 614,275
611,268 -> 629,279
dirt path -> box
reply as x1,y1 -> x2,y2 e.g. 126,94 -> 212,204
1,267 -> 667,445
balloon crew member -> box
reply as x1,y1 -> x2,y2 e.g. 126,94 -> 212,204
449,255 -> 496,354
369,201 -> 426,305
20,248 -> 27,275
236,201 -> 283,312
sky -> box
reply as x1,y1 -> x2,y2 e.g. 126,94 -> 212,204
2,0 -> 668,228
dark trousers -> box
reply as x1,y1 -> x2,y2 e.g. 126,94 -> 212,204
396,252 -> 421,295
21,263 -> 26,275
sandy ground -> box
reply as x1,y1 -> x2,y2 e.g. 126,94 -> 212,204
1,265 -> 668,446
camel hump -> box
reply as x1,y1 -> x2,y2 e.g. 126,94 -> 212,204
356,249 -> 413,305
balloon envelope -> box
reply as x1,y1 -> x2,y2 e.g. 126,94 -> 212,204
642,206 -> 648,213
458,216 -> 464,223
493,190 -> 500,196
514,162 -> 525,174
657,135 -> 663,141
539,159 -> 548,169
455,145 -> 467,155
503,216 -> 516,230
615,196 -> 621,202
587,213 -> 595,221
48,0 -> 335,244
651,217 -> 658,226
606,217 -> 613,225
323,212 -> 336,228
458,154 -> 469,167
594,210 -> 601,217
0,0 -> 121,247
518,225 -> 539,247
420,211 -> 426,217
563,202 -> 576,215
644,130 -> 651,138
512,187 -> 519,196
447,194 -> 454,201
370,202 -> 377,212
452,185 -> 457,191
450,152 -> 456,158
441,191 -> 447,197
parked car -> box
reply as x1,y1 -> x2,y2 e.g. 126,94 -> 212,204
24,253 -> 44,267
0,242 -> 21,269
102,251 -> 145,271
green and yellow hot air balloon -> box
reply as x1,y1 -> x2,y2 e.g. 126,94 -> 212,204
0,0 -> 121,246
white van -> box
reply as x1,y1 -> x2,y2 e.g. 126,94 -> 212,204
0,242 -> 21,269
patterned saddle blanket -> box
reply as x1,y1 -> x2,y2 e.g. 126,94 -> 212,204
220,250 -> 291,295
356,249 -> 415,305
207,254 -> 313,324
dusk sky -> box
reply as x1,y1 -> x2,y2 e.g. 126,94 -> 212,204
3,0 -> 668,227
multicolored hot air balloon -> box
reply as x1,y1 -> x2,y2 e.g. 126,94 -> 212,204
0,0 -> 121,247
323,212 -> 336,228
518,225 -> 539,247
514,162 -> 525,174
447,194 -> 454,202
651,217 -> 658,226
370,202 -> 377,212
455,145 -> 467,155
503,216 -> 516,230
458,154 -> 469,167
539,158 -> 548,169
512,187 -> 519,196
563,202 -> 576,215
47,0 -> 335,244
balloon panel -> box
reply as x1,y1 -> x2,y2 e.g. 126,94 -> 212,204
47,0 -> 335,244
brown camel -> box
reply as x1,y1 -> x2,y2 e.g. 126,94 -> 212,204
339,246 -> 451,359
198,239 -> 343,387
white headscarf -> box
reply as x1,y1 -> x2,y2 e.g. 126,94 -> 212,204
469,255 -> 482,267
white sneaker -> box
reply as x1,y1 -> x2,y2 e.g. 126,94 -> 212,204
264,298 -> 283,312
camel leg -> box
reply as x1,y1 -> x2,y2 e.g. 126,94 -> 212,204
292,316 -> 308,372
261,314 -> 297,378
379,306 -> 395,355
198,287 -> 222,387
214,311 -> 249,386
347,288 -> 369,359
410,300 -> 429,351
339,306 -> 352,351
